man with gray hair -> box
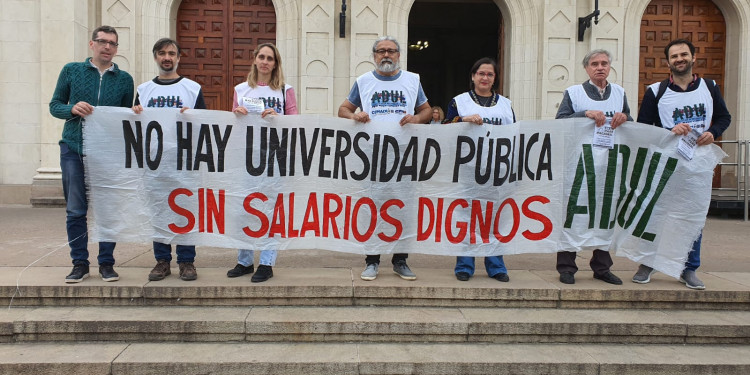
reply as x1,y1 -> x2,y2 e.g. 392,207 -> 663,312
338,36 -> 432,281
554,49 -> 631,285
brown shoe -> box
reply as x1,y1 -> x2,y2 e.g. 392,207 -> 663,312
179,262 -> 197,281
148,259 -> 171,281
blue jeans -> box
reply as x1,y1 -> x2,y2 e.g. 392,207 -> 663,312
455,256 -> 507,277
685,233 -> 702,272
60,143 -> 115,266
153,242 -> 196,263
237,249 -> 277,266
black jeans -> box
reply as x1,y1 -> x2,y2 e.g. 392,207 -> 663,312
365,253 -> 408,265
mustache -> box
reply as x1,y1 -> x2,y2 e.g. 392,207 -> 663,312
160,61 -> 177,72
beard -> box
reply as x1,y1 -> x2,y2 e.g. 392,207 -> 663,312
377,58 -> 400,73
159,61 -> 177,73
669,59 -> 693,76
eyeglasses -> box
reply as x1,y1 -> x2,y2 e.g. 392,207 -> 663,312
374,49 -> 399,55
475,72 -> 495,78
93,39 -> 119,48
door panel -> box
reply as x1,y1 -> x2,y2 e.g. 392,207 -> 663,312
639,0 -> 725,105
177,0 -> 277,111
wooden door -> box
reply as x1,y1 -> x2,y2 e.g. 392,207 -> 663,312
177,0 -> 277,111
639,0 -> 725,106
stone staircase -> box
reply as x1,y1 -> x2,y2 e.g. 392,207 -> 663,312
1,266 -> 749,374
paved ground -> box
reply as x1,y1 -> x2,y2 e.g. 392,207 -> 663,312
1,205 -> 748,275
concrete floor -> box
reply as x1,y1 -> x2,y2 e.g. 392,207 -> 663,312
1,205 -> 748,274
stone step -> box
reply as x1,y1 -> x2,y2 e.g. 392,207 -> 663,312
2,267 -> 749,309
0,342 -> 749,375
28,197 -> 65,208
2,306 -> 749,345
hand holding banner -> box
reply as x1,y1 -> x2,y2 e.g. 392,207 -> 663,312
83,108 -> 725,278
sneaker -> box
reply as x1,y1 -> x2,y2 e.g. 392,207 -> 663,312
456,272 -> 471,281
632,265 -> 656,284
227,263 -> 254,278
594,271 -> 622,285
178,262 -> 198,281
393,260 -> 416,280
251,265 -> 273,283
361,263 -> 379,281
492,273 -> 510,282
148,259 -> 171,281
65,264 -> 89,283
680,270 -> 706,290
99,264 -> 119,282
559,272 -> 575,284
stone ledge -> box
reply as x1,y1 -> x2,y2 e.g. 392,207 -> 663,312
2,342 -> 749,375
2,306 -> 748,345
2,267 -> 749,309
29,197 -> 65,208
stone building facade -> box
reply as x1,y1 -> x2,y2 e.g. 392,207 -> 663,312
1,0 -> 748,204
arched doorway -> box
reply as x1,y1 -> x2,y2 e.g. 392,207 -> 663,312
176,0 -> 277,110
639,0 -> 726,106
407,0 -> 502,112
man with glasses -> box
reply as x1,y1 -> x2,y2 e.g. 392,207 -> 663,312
50,25 -> 134,283
132,38 -> 205,282
554,49 -> 630,286
338,36 -> 432,281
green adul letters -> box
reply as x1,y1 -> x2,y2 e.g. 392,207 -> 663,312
564,144 -> 678,241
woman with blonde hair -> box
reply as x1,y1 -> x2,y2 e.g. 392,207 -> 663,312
232,43 -> 297,117
228,42 -> 298,282
430,106 -> 445,124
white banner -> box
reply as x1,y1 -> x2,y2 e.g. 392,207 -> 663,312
84,107 -> 725,278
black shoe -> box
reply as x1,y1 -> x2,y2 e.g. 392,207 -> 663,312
594,271 -> 623,285
65,264 -> 89,283
99,264 -> 119,282
456,272 -> 471,281
251,265 -> 273,283
492,273 -> 510,282
559,272 -> 575,284
227,263 -> 254,278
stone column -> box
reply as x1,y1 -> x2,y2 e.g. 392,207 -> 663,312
348,0 -> 383,83
33,0 -> 91,206
300,0 -> 336,114
101,0 -> 135,78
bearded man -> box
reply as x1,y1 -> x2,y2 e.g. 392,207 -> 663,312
632,38 -> 731,290
338,36 -> 432,281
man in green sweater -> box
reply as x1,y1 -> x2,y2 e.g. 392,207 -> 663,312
49,25 -> 134,283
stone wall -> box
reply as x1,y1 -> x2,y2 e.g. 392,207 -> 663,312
1,0 -> 748,204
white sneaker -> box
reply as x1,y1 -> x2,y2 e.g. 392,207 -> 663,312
360,263 -> 379,281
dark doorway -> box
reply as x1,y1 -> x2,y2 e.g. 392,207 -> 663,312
407,0 -> 502,112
